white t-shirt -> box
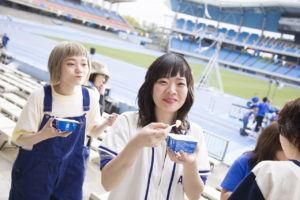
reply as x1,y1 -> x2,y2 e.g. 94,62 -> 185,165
99,111 -> 210,200
12,85 -> 102,149
254,160 -> 300,200
229,160 -> 300,200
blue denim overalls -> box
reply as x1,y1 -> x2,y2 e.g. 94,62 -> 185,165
9,85 -> 90,200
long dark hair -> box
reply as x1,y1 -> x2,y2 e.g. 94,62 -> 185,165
247,122 -> 283,168
137,53 -> 194,133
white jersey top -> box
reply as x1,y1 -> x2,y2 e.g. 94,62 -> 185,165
12,85 -> 102,149
99,111 -> 210,200
229,160 -> 300,200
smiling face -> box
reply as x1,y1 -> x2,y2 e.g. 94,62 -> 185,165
59,56 -> 89,88
153,73 -> 188,117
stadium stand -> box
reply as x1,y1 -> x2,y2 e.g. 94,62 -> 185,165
4,0 -> 134,32
168,0 -> 300,85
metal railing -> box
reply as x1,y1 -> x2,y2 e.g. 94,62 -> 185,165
203,129 -> 230,161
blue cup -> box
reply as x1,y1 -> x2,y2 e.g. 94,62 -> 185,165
166,134 -> 197,153
53,118 -> 79,132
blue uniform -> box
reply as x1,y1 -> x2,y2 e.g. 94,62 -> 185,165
9,85 -> 90,200
221,152 -> 253,192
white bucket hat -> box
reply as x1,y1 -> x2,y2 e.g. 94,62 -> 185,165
91,61 -> 110,83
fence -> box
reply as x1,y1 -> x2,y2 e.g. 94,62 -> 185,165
229,103 -> 250,120
203,129 -> 230,161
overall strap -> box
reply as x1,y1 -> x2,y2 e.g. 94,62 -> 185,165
43,85 -> 52,112
82,86 -> 90,111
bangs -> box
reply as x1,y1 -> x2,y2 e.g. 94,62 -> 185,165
62,43 -> 88,58
153,54 -> 192,83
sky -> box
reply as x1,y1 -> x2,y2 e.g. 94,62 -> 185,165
103,0 -> 177,27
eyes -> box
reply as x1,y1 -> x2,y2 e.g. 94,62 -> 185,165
157,78 -> 187,87
64,57 -> 88,68
66,61 -> 88,67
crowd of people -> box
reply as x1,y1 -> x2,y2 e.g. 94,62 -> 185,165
240,93 -> 280,136
7,41 -> 300,200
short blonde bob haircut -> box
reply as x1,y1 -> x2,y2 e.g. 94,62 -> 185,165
48,41 -> 91,85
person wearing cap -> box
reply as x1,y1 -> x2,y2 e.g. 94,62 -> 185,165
88,60 -> 110,115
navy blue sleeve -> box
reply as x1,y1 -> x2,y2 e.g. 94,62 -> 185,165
228,172 -> 264,200
100,151 -> 113,170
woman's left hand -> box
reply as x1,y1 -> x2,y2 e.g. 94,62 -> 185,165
167,144 -> 199,165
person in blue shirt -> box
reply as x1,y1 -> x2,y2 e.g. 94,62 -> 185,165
221,122 -> 287,200
240,108 -> 257,136
254,97 -> 270,132
2,33 -> 9,49
228,97 -> 300,200
246,93 -> 259,109
251,93 -> 259,107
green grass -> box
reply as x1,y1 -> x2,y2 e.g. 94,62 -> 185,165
42,35 -> 300,107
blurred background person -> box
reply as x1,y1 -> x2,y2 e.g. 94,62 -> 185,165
87,60 -> 110,116
221,122 -> 287,200
240,107 -> 257,136
254,97 -> 270,132
228,97 -> 300,200
1,33 -> 9,49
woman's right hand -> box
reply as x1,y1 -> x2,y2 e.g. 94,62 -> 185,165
39,118 -> 72,139
136,123 -> 171,148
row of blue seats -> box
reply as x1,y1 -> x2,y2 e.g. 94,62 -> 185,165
170,38 -> 300,78
175,18 -> 299,54
46,0 -> 125,23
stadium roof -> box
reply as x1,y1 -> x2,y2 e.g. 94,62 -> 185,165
169,0 -> 300,32
103,0 -> 136,3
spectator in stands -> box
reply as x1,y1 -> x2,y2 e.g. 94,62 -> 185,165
228,97 -> 300,200
87,60 -> 110,115
247,93 -> 259,108
251,93 -> 259,107
221,122 -> 287,200
99,53 -> 210,200
254,97 -> 270,132
9,41 -> 117,200
240,107 -> 257,136
86,60 -> 117,156
1,33 -> 9,49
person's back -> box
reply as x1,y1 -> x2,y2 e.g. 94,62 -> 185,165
256,102 -> 269,117
255,97 -> 269,132
228,97 -> 300,200
221,121 -> 287,200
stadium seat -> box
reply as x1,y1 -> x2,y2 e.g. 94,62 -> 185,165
190,42 -> 200,53
286,48 -> 297,53
244,56 -> 259,66
170,38 -> 181,50
275,66 -> 291,75
225,51 -> 240,62
246,34 -> 259,45
186,20 -> 195,32
218,49 -> 230,60
252,61 -> 269,69
235,32 -> 249,43
264,64 -> 280,72
181,39 -> 191,52
235,53 -> 251,65
274,45 -> 284,51
287,69 -> 300,77
226,29 -> 236,40
176,18 -> 185,30
195,23 -> 205,32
